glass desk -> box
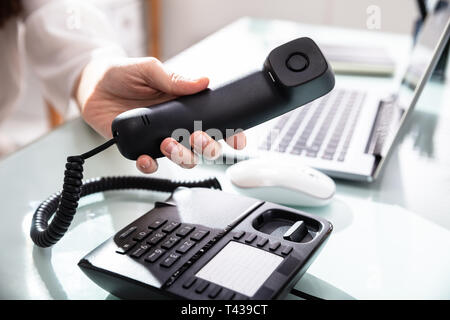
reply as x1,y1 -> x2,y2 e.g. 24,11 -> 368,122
1,18 -> 449,300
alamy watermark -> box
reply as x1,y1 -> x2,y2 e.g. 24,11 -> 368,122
166,121 -> 281,166
366,5 -> 381,30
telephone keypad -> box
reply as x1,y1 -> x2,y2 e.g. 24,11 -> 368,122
115,217 -> 293,300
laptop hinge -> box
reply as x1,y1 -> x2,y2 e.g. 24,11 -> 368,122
364,94 -> 398,157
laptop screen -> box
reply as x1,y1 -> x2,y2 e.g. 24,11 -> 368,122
396,3 -> 450,113
378,3 -> 449,161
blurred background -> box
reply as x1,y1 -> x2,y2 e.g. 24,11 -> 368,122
0,0 -> 420,157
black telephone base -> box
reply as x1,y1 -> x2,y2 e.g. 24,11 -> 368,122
79,188 -> 332,300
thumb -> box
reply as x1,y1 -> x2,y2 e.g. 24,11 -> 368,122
142,57 -> 209,95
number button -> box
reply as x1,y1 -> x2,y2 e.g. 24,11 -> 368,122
176,240 -> 195,254
162,221 -> 180,233
147,232 -> 166,245
161,236 -> 181,250
131,244 -> 151,258
176,225 -> 195,237
160,252 -> 181,268
133,230 -> 151,241
145,248 -> 166,263
191,230 -> 209,241
148,219 -> 167,230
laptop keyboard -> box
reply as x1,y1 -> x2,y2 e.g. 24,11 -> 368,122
259,88 -> 366,162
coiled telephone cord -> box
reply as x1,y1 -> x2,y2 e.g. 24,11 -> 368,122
30,138 -> 221,248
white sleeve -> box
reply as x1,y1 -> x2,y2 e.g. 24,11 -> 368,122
23,0 -> 127,115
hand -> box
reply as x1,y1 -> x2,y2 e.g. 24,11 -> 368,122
76,57 -> 246,173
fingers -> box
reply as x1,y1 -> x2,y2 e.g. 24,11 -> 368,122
160,137 -> 199,169
136,155 -> 159,174
190,131 -> 222,160
225,131 -> 247,150
141,58 -> 209,96
149,131 -> 247,171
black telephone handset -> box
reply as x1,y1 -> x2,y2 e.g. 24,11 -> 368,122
112,37 -> 334,160
30,37 -> 335,300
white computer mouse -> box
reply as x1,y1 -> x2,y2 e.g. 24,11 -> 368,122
226,158 -> 336,207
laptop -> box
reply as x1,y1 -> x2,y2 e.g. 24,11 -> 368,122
221,3 -> 450,182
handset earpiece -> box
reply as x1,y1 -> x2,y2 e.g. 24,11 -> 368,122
112,37 -> 335,160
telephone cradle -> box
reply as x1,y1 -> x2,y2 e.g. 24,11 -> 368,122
78,187 -> 332,300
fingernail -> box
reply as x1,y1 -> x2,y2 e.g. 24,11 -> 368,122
140,158 -> 151,170
164,141 -> 179,156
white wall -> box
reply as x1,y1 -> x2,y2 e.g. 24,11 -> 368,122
160,0 -> 419,60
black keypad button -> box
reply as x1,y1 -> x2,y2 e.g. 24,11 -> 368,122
269,241 -> 281,251
233,231 -> 245,240
195,281 -> 209,294
133,230 -> 151,241
161,236 -> 181,250
176,225 -> 195,237
208,286 -> 222,299
176,240 -> 195,254
233,294 -> 249,300
223,291 -> 236,300
281,246 -> 293,255
191,230 -> 209,241
145,248 -> 166,263
118,226 -> 137,239
161,252 -> 181,268
147,232 -> 166,245
182,277 -> 197,289
116,241 -> 136,254
131,244 -> 151,258
148,219 -> 167,230
256,238 -> 268,247
162,221 -> 180,233
245,234 -> 257,244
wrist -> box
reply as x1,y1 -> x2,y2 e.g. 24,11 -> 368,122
74,57 -> 116,112
74,44 -> 128,111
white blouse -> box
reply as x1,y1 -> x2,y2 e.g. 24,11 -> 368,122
0,0 -> 126,124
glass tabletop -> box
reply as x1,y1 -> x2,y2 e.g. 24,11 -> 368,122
1,17 -> 449,300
